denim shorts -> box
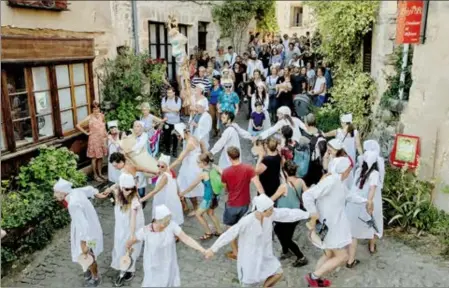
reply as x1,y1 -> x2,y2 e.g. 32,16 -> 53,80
223,204 -> 249,226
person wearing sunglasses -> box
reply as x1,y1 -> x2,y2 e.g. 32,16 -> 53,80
140,154 -> 184,226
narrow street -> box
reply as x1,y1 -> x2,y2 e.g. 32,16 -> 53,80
2,110 -> 449,288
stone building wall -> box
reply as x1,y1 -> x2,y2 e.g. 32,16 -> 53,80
276,1 -> 316,37
370,1 -> 449,211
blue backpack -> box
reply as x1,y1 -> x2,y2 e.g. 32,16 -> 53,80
292,142 -> 310,178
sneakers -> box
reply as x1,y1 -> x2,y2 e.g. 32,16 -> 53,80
85,277 -> 101,287
114,275 -> 124,287
292,257 -> 309,267
304,273 -> 331,287
279,251 -> 293,260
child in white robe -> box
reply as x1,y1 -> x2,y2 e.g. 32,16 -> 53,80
126,205 -> 206,287
302,157 -> 366,287
346,149 -> 384,267
205,194 -> 310,287
108,173 -> 145,286
107,120 -> 124,184
53,178 -> 108,287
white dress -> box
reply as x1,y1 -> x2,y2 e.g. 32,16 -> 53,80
108,136 -> 121,183
259,117 -> 306,143
193,112 -> 212,150
210,208 -> 309,285
302,175 -> 366,250
336,128 -> 358,167
66,186 -> 104,262
136,222 -> 183,287
247,94 -> 271,131
210,123 -> 253,169
111,197 -> 145,272
153,172 -> 184,225
132,132 -> 149,189
346,169 -> 384,239
177,140 -> 204,198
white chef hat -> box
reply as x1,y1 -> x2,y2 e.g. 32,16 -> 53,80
107,120 -> 118,129
174,123 -> 186,139
363,139 -> 380,155
158,154 -> 171,166
53,178 -> 73,193
329,157 -> 351,175
134,120 -> 145,128
119,173 -> 135,189
154,205 -> 171,220
340,113 -> 353,123
196,98 -> 209,111
363,150 -> 378,169
252,194 -> 274,212
328,138 -> 343,150
277,106 -> 292,116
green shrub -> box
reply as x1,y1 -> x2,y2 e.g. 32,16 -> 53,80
1,146 -> 87,268
105,100 -> 140,132
313,106 -> 341,133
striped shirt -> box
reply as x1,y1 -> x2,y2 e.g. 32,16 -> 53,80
191,76 -> 212,92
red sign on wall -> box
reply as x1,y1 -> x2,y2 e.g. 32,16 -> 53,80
396,0 -> 424,44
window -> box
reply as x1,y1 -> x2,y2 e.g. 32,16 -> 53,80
291,6 -> 303,27
198,22 -> 208,52
149,21 -> 188,81
1,62 -> 92,152
362,29 -> 373,73
56,63 -> 90,133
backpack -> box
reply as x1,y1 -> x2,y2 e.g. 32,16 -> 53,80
291,142 -> 310,178
209,168 -> 224,195
309,132 -> 327,166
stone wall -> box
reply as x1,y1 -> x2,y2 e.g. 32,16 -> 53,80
276,1 -> 316,37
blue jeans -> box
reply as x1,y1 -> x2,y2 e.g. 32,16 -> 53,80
313,95 -> 326,107
138,187 -> 146,208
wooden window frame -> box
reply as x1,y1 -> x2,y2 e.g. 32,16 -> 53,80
291,6 -> 303,27
0,60 -> 95,154
148,21 -> 188,81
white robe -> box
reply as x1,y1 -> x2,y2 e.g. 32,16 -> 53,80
210,123 -> 253,169
133,132 -> 149,189
302,175 -> 366,250
259,117 -> 306,143
346,169 -> 384,239
153,172 -> 184,225
247,94 -> 271,131
336,128 -> 359,169
111,197 -> 144,272
136,222 -> 183,287
177,139 -> 204,198
210,208 -> 309,285
66,186 -> 104,262
193,112 -> 212,150
108,137 -> 121,183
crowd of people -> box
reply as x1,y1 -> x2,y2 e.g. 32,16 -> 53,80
54,32 -> 385,288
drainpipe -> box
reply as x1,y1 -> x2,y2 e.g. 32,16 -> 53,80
131,0 -> 140,54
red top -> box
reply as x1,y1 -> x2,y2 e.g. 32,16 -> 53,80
221,163 -> 255,207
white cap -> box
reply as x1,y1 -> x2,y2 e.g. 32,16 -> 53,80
158,154 -> 171,166
53,178 -> 73,193
154,205 -> 171,220
174,123 -> 186,139
329,157 -> 351,175
252,194 -> 274,212
196,98 -> 209,111
363,150 -> 378,169
363,139 -> 380,155
107,120 -> 118,129
195,83 -> 206,92
340,113 -> 353,123
134,120 -> 145,128
277,106 -> 291,116
119,173 -> 135,189
328,138 -> 343,150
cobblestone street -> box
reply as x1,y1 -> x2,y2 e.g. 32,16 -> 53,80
2,111 -> 449,287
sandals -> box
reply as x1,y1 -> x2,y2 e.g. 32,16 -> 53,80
346,259 -> 360,269
94,176 -> 104,182
213,232 -> 222,237
199,233 -> 213,240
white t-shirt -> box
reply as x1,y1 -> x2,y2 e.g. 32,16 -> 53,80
162,97 -> 182,125
313,76 -> 327,96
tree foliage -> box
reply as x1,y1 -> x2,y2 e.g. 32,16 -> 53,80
306,1 -> 379,69
212,0 -> 278,53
